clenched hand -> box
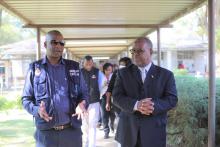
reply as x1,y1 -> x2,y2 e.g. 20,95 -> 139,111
137,98 -> 154,115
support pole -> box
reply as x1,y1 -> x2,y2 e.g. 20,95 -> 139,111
157,27 -> 161,66
36,27 -> 41,60
208,0 -> 216,146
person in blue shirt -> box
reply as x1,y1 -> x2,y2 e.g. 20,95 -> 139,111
22,30 -> 89,147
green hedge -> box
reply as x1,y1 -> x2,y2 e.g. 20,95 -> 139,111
0,76 -> 219,146
173,69 -> 188,76
167,76 -> 220,147
0,95 -> 22,110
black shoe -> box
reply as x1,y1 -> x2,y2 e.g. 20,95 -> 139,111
104,133 -> 109,139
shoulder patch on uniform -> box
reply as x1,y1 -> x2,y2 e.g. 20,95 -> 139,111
35,68 -> 41,76
69,69 -> 79,76
91,74 -> 96,79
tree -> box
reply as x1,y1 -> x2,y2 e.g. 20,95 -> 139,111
195,5 -> 208,42
0,10 -> 35,46
192,4 -> 220,52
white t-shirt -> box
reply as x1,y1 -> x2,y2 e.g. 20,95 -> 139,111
100,73 -> 112,99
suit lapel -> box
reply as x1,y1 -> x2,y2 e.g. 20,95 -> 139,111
144,64 -> 157,86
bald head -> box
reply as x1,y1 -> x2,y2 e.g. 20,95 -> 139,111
45,30 -> 63,41
134,37 -> 153,50
132,37 -> 153,67
44,30 -> 64,63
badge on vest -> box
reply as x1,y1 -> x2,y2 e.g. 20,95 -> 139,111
91,74 -> 96,79
35,68 -> 41,76
69,69 -> 79,76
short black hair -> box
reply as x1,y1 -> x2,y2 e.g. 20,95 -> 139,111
84,55 -> 93,61
119,57 -> 132,66
103,63 -> 113,74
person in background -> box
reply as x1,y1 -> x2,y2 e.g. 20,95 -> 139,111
113,63 -> 119,71
100,62 -> 115,139
105,57 -> 132,146
98,60 -> 105,72
178,61 -> 185,69
112,37 -> 178,147
22,30 -> 88,147
81,55 -> 104,147
105,57 -> 132,114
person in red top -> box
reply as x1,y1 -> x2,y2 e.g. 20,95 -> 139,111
178,62 -> 185,69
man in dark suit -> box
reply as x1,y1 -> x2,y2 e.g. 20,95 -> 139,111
112,37 -> 178,147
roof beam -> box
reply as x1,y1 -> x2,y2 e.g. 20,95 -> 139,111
0,0 -> 32,24
23,24 -> 173,28
72,51 -> 118,54
69,48 -> 123,52
66,45 -> 127,48
64,37 -> 139,40
125,0 -> 207,51
0,0 -> 47,35
76,54 -> 115,57
73,52 -> 116,55
141,0 -> 207,37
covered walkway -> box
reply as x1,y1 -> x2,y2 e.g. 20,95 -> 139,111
0,0 -> 217,146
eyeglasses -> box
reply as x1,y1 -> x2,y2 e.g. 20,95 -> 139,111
129,48 -> 145,54
50,40 -> 65,46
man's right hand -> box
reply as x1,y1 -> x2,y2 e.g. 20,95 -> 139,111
137,98 -> 154,115
106,103 -> 111,111
105,92 -> 111,111
38,101 -> 52,122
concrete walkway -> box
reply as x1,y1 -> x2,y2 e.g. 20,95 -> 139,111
96,128 -> 118,147
0,109 -> 118,147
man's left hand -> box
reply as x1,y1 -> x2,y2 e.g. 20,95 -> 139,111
72,100 -> 88,120
137,98 -> 154,115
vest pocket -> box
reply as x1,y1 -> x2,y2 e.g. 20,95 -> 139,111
34,76 -> 47,98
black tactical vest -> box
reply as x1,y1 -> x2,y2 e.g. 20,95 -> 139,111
81,67 -> 100,104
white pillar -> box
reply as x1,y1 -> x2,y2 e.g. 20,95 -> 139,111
163,50 -> 177,71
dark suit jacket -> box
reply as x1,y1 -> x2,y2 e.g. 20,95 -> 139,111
112,63 -> 178,147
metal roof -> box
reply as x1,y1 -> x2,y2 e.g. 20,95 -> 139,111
0,0 -> 206,58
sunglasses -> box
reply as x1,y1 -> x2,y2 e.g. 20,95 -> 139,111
129,48 -> 145,54
50,40 -> 65,46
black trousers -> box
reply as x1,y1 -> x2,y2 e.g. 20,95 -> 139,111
101,96 -> 115,134
135,130 -> 141,147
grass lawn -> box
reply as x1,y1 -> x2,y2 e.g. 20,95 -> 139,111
0,109 -> 117,147
0,109 -> 35,147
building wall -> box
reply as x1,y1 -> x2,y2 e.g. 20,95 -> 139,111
194,51 -> 208,74
159,50 -> 208,75
161,51 -> 178,71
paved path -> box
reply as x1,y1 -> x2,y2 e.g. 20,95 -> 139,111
0,110 -> 118,147
96,128 -> 118,147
